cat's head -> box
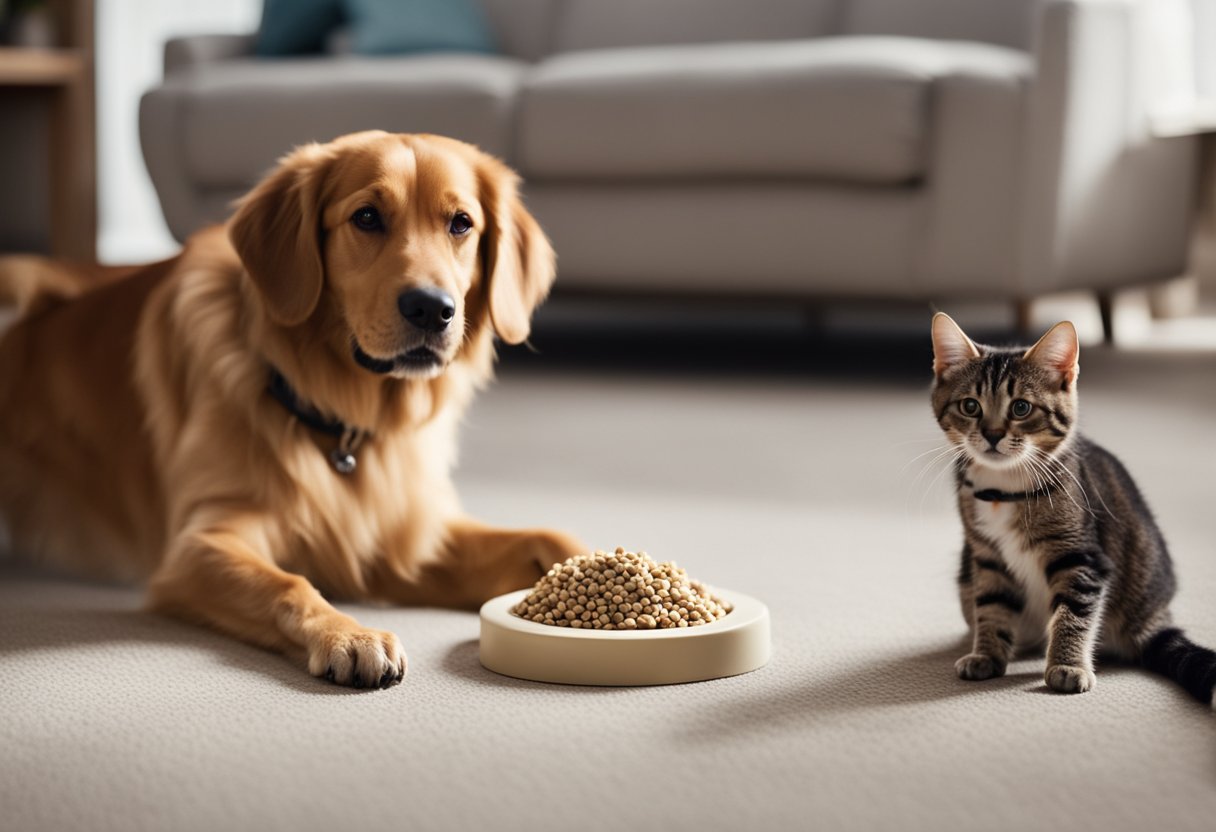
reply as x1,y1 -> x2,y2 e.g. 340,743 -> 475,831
930,313 -> 1079,471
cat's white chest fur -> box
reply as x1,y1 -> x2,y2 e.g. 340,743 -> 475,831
968,465 -> 1051,648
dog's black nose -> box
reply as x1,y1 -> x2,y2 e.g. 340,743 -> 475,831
397,287 -> 455,333
982,428 -> 1006,448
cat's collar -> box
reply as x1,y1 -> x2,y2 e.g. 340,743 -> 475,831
964,479 -> 1058,503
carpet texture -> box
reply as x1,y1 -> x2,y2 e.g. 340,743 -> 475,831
2,337 -> 1215,831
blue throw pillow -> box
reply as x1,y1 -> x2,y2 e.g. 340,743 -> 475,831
345,0 -> 497,56
255,0 -> 344,56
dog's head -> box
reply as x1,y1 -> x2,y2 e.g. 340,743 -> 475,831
228,131 -> 554,380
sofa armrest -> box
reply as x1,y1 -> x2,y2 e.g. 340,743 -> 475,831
915,43 -> 1031,295
1019,0 -> 1199,293
164,33 -> 257,77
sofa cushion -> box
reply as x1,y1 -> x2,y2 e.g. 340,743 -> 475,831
479,0 -> 564,61
554,0 -> 839,53
843,0 -> 1039,51
525,183 -> 922,295
520,37 -> 1026,184
174,54 -> 526,189
346,0 -> 497,56
255,0 -> 343,56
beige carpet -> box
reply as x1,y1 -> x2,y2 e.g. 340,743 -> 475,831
2,324 -> 1215,832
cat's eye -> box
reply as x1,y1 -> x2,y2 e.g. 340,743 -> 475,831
959,398 -> 981,417
1010,399 -> 1032,419
351,206 -> 383,232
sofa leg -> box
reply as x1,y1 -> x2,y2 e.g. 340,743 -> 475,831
1014,299 -> 1034,339
1147,274 -> 1199,320
1096,292 -> 1115,344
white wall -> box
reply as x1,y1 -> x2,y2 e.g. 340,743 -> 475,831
96,0 -> 260,263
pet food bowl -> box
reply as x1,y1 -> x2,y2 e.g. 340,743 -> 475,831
478,588 -> 771,686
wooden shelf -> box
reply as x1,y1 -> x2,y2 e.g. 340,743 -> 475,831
0,47 -> 85,86
0,1 -> 96,262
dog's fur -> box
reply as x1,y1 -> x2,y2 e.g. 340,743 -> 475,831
0,131 -> 583,687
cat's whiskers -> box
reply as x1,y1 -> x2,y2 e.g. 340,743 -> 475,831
1024,449 -> 1068,501
1047,447 -> 1118,521
1017,455 -> 1053,512
901,441 -> 969,518
1023,458 -> 1051,529
920,445 -> 969,512
1008,458 -> 1034,530
906,442 -> 965,491
1020,449 -> 1059,495
899,441 -> 959,476
1028,446 -> 1094,518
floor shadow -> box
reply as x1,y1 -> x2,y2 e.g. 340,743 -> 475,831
440,638 -> 672,697
673,636 -> 1048,743
0,605 -> 371,697
440,638 -> 538,690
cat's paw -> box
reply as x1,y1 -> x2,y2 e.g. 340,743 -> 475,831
955,653 -> 1006,681
1045,664 -> 1096,694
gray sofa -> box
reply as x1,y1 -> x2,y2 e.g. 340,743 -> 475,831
140,0 -> 1202,330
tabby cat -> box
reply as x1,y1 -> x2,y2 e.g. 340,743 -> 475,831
930,312 -> 1216,704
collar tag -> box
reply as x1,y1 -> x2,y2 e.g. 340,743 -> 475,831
267,368 -> 369,476
329,427 -> 365,475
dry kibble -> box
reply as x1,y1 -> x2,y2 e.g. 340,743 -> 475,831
510,548 -> 732,630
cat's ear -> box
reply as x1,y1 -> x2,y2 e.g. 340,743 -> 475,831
1023,321 -> 1079,389
931,313 -> 980,377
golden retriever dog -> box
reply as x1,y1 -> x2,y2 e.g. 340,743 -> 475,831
0,131 -> 584,688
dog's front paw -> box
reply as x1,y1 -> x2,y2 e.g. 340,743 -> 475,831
530,530 -> 586,577
955,652 -> 1006,681
1045,664 -> 1095,694
308,624 -> 407,689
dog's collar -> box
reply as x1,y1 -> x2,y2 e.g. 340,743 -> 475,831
964,479 -> 1057,503
266,368 -> 368,475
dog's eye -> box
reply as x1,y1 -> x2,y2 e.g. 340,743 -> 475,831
1010,399 -> 1032,419
351,206 -> 383,232
449,212 -> 472,236
960,398 -> 982,417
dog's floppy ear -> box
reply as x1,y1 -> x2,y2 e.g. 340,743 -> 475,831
228,144 -> 333,327
478,155 -> 555,345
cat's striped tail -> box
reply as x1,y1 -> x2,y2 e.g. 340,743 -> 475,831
1141,628 -> 1216,708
